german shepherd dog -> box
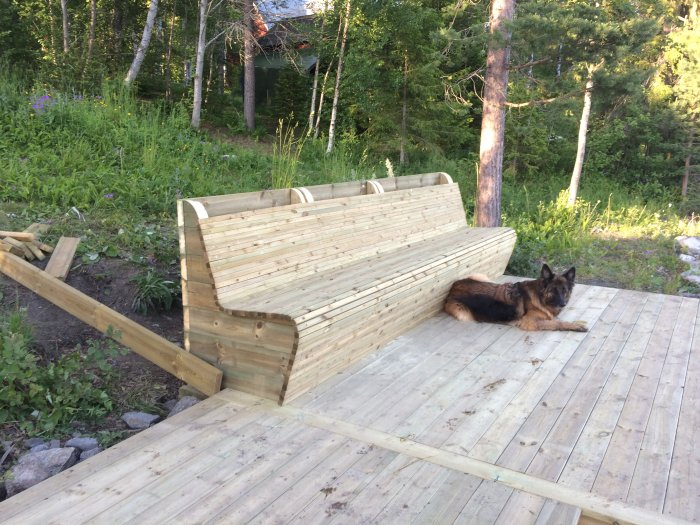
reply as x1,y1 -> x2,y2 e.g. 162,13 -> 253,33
444,264 -> 587,332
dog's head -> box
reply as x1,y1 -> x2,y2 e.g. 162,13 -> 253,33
539,264 -> 576,312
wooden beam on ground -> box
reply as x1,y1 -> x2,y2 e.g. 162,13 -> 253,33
23,223 -> 51,235
0,240 -> 23,257
0,251 -> 223,397
0,231 -> 35,242
45,236 -> 80,280
2,237 -> 34,260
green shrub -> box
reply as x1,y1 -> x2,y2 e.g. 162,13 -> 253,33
0,312 -> 124,433
131,269 -> 180,315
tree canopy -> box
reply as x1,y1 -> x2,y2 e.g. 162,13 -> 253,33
2,0 -> 697,211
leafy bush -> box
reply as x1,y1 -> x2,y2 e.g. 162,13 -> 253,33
0,312 -> 124,433
131,269 -> 180,315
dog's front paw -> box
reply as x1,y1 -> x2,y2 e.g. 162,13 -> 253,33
572,321 -> 588,332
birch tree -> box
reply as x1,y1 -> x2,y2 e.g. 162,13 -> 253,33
125,0 -> 159,85
567,62 -> 600,206
60,0 -> 70,54
476,0 -> 515,227
191,0 -> 209,129
326,0 -> 351,154
82,0 -> 97,78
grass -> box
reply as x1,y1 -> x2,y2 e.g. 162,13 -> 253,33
1,72 -> 698,295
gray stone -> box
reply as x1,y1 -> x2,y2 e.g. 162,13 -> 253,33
682,270 -> 700,286
79,447 -> 102,461
679,253 -> 698,265
168,396 -> 201,418
163,399 -> 178,412
65,437 -> 99,452
30,444 -> 49,453
675,236 -> 700,257
6,448 -> 79,497
24,437 -> 45,448
49,439 -> 61,449
121,411 -> 160,430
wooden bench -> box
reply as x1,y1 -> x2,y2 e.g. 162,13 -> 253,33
179,173 -> 516,403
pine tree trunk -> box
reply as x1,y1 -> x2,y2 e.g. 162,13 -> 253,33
124,0 -> 159,85
243,0 -> 256,131
326,0 -> 352,154
682,126 -> 695,198
399,52 -> 408,166
60,0 -> 70,54
476,0 -> 515,227
191,0 -> 208,129
567,74 -> 594,206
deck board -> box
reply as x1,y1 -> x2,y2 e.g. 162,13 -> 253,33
0,284 -> 698,525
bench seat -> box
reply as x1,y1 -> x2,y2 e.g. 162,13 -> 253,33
179,174 -> 517,403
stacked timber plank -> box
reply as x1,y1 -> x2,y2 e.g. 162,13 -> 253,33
0,224 -> 81,281
0,224 -> 54,261
179,173 -> 517,404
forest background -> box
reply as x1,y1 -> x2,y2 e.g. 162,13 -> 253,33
0,0 -> 699,288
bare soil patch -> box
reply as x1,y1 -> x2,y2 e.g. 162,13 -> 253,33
0,257 -> 185,448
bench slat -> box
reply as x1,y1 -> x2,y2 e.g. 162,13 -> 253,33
179,175 -> 517,404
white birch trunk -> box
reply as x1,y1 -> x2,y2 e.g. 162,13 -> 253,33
308,58 -> 320,131
191,0 -> 208,129
125,0 -> 159,85
165,1 -> 177,101
567,74 -> 594,206
82,0 -> 97,77
326,0 -> 352,154
60,0 -> 70,54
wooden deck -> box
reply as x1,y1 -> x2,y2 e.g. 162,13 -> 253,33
1,283 -> 699,524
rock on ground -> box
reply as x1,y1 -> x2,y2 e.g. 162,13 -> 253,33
65,437 -> 99,452
79,447 -> 102,461
676,236 -> 700,257
168,396 -> 201,418
6,448 -> 79,497
121,411 -> 160,430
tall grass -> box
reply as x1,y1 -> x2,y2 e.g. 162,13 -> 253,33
271,119 -> 305,189
0,76 -> 269,215
1,68 -> 698,293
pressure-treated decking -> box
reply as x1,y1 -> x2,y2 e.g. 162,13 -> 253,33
1,283 -> 699,524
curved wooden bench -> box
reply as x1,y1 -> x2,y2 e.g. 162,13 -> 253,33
179,173 -> 516,403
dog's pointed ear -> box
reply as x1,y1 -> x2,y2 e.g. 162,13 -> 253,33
540,264 -> 554,281
563,267 -> 576,283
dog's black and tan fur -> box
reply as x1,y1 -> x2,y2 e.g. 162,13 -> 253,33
444,264 -> 587,332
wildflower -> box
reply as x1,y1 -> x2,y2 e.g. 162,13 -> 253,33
104,193 -> 114,199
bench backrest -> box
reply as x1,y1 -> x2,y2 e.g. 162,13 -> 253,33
197,182 -> 466,303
